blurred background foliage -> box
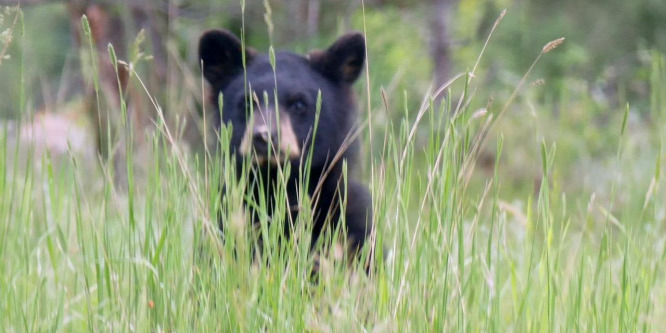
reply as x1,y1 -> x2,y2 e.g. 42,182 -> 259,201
0,0 -> 665,212
2,0 -> 663,114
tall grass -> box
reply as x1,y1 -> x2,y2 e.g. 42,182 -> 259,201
1,5 -> 666,332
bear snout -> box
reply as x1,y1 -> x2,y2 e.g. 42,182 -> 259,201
239,111 -> 301,164
250,124 -> 273,156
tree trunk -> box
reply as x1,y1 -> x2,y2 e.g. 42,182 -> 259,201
430,0 -> 456,93
306,0 -> 320,37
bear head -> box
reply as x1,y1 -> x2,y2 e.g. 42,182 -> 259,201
199,29 -> 365,170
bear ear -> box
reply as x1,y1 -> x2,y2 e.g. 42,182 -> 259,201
308,32 -> 365,85
199,29 -> 256,89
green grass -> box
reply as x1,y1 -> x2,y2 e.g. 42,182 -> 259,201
2,5 -> 666,332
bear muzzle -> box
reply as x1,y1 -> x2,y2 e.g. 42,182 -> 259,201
239,109 -> 301,164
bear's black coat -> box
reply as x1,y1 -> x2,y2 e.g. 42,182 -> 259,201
199,29 -> 372,261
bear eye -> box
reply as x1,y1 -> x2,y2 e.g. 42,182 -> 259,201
287,94 -> 308,114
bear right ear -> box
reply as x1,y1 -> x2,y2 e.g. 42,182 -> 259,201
199,29 -> 256,89
308,32 -> 365,85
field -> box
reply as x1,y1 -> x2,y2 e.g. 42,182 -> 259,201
1,2 -> 666,331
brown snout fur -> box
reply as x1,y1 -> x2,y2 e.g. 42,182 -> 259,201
239,108 -> 301,164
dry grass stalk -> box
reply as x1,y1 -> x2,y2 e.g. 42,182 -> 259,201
542,37 -> 565,54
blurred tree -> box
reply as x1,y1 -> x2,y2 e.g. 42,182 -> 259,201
68,0 -> 164,187
2,0 -> 172,186
430,0 -> 458,92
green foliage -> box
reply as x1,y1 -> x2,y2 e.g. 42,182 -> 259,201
0,4 -> 69,119
353,7 -> 431,115
473,0 -> 666,106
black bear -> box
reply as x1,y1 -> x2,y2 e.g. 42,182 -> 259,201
198,29 -> 373,265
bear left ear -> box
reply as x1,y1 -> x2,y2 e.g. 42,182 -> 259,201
199,29 -> 256,89
309,32 -> 365,85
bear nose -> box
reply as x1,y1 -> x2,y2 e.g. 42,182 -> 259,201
251,126 -> 275,155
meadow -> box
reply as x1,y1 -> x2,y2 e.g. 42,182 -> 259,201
1,2 -> 666,331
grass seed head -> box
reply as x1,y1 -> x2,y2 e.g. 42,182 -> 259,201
542,37 -> 565,54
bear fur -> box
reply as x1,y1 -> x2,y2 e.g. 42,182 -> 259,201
199,29 -> 373,263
